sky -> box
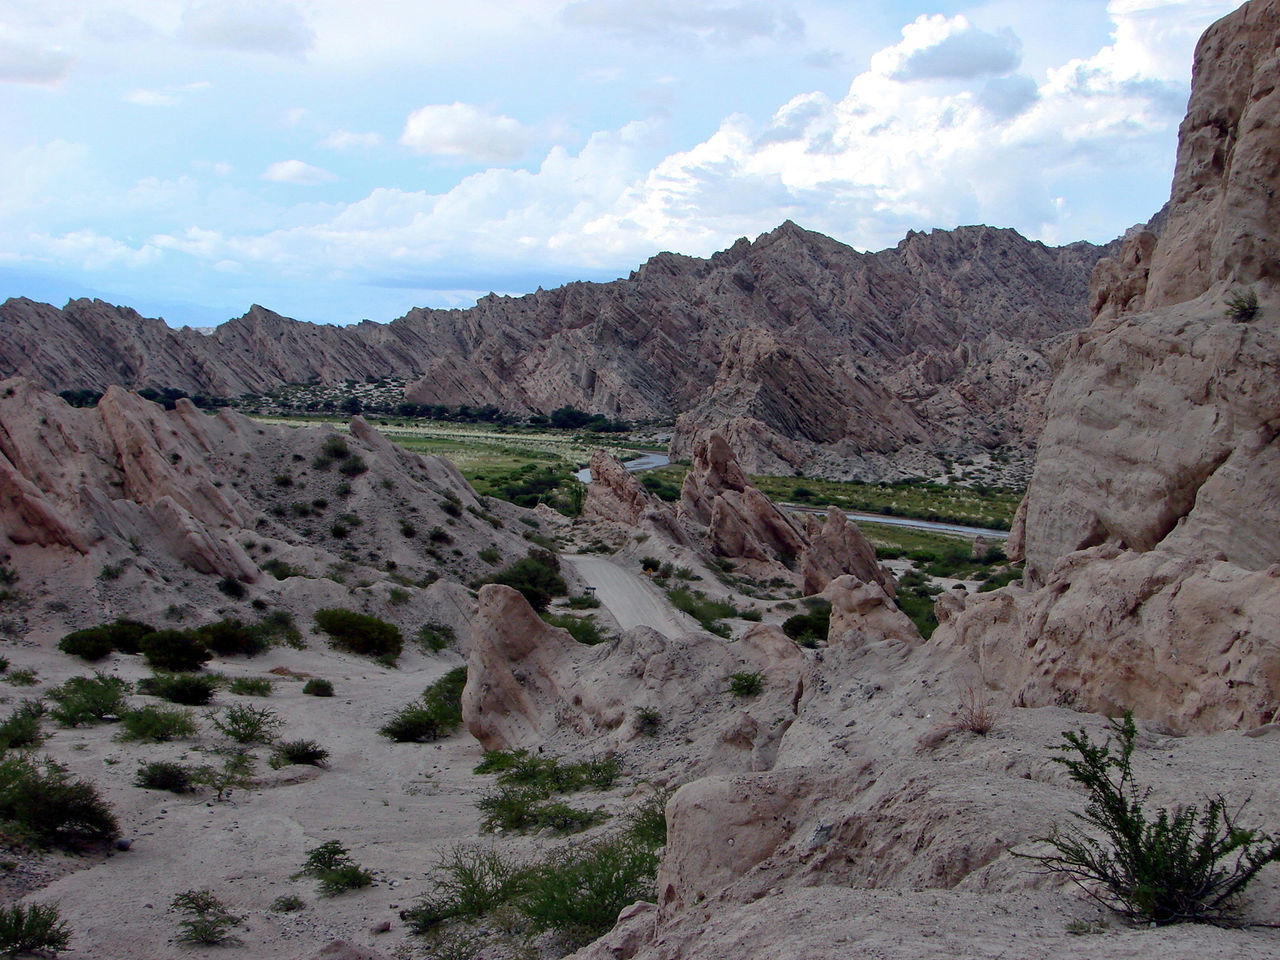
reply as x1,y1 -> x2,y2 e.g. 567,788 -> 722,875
0,0 -> 1244,327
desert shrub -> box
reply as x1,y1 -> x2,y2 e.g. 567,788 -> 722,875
484,550 -> 567,611
194,751 -> 256,802
137,672 -> 216,706
566,594 -> 601,609
101,618 -> 154,654
0,753 -> 118,845
313,608 -> 403,663
540,612 -> 608,646
634,707 -> 661,737
0,701 -> 45,749
728,671 -> 763,698
519,837 -> 659,947
47,673 -> 130,725
210,704 -> 282,744
300,841 -> 374,896
639,556 -> 661,573
782,609 -> 829,645
476,783 -> 606,836
667,587 -> 735,636
2,670 -> 37,688
270,895 -> 305,912
140,629 -> 211,672
0,902 -> 70,957
416,622 -> 455,652
494,752 -> 619,794
271,739 -> 328,768
625,790 -> 670,848
255,610 -> 303,648
216,576 -> 246,599
135,760 -> 197,793
171,889 -> 243,945
195,619 -> 267,658
337,454 -> 367,477
379,668 -> 466,743
740,608 -> 763,622
116,705 -> 197,743
1024,713 -> 1280,924
228,677 -> 272,697
302,678 -> 333,697
56,627 -> 114,662
404,844 -> 530,933
473,750 -> 523,774
1226,288 -> 1259,321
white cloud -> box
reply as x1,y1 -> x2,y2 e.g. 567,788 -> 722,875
180,0 -> 314,56
401,103 -> 532,164
321,130 -> 382,150
0,38 -> 75,85
125,88 -> 178,107
261,160 -> 336,185
873,15 -> 1022,82
562,0 -> 803,47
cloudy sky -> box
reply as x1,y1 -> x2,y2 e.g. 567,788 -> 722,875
0,0 -> 1242,327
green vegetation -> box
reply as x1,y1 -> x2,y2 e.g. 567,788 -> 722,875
1226,288 -> 1259,322
302,678 -> 334,697
474,751 -> 618,835
300,841 -> 374,896
270,895 -> 305,913
210,704 -> 282,745
171,889 -> 243,945
194,619 -> 268,658
484,550 -> 567,611
0,902 -> 70,957
195,751 -> 257,802
895,570 -> 942,639
0,752 -> 118,845
728,671 -> 763,698
271,739 -> 329,768
56,618 -> 154,660
135,761 -> 198,793
666,587 -> 736,637
137,672 -> 216,706
47,673 -> 130,726
0,702 -> 45,750
228,677 -> 272,697
116,705 -> 198,743
1025,713 -> 1280,925
379,667 -> 466,743
540,611 -> 609,645
313,608 -> 403,663
415,621 -> 455,652
140,629 -> 211,672
781,598 -> 831,646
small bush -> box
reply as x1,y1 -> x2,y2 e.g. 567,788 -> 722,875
0,902 -> 70,957
634,707 -> 661,737
476,783 -> 605,836
1226,288 -> 1259,321
48,673 -> 130,725
1024,713 -> 1280,925
380,667 -> 466,743
300,841 -> 373,896
171,889 -> 243,945
540,612 -> 608,646
135,761 -> 197,793
313,608 -> 403,663
728,671 -> 763,698
270,894 -> 305,912
194,751 -> 256,802
0,701 -> 45,749
404,844 -> 529,933
416,622 -> 455,652
216,576 -> 246,599
57,627 -> 114,662
782,608 -> 829,645
0,753 -> 118,845
140,630 -> 211,672
137,672 -> 216,706
625,790 -> 670,848
228,677 -> 272,697
210,704 -> 282,744
337,454 -> 367,477
302,678 -> 333,697
485,550 -> 567,611
2,670 -> 38,688
116,706 -> 198,743
271,739 -> 329,768
195,619 -> 267,658
566,594 -> 601,609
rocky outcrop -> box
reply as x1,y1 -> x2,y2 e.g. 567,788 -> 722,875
582,450 -> 653,526
801,510 -> 894,598
935,0 -> 1280,735
2,222 -> 1114,481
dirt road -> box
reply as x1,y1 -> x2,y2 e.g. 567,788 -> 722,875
565,554 -> 695,639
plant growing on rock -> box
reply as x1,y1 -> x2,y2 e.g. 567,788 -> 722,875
1024,713 -> 1280,925
728,671 -> 763,698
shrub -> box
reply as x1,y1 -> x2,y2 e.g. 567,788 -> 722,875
2,670 -> 37,688
137,672 -> 216,706
380,668 -> 465,743
194,751 -> 256,802
302,678 -> 333,697
416,621 -> 455,652
0,902 -> 70,957
404,844 -> 529,933
135,761 -> 197,793
171,889 -> 243,945
47,673 -> 130,725
216,576 -> 246,599
101,618 -> 154,654
476,783 -> 605,835
57,627 -> 114,662
195,619 -> 267,658
140,630 -> 211,672
0,752 -> 118,845
270,895 -> 305,912
634,707 -> 661,737
313,609 -> 403,663
1226,288 -> 1259,321
300,841 -> 374,896
519,837 -> 659,947
625,790 -> 670,849
210,704 -> 282,744
228,677 -> 272,697
782,608 -> 829,645
728,671 -> 763,698
271,739 -> 329,768
566,594 -> 601,609
485,550 -> 567,611
116,706 -> 198,743
540,612 -> 608,646
1024,713 -> 1280,924
0,701 -> 45,749
337,454 -> 367,477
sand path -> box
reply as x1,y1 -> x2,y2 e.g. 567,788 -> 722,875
563,555 -> 695,639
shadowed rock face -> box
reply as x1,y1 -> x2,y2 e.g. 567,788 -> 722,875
0,221 -> 1112,480
935,0 -> 1280,735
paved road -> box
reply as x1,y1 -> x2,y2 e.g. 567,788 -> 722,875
783,504 -> 1010,540
564,554 -> 694,639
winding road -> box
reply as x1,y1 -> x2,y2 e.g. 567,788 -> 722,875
564,554 -> 695,640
